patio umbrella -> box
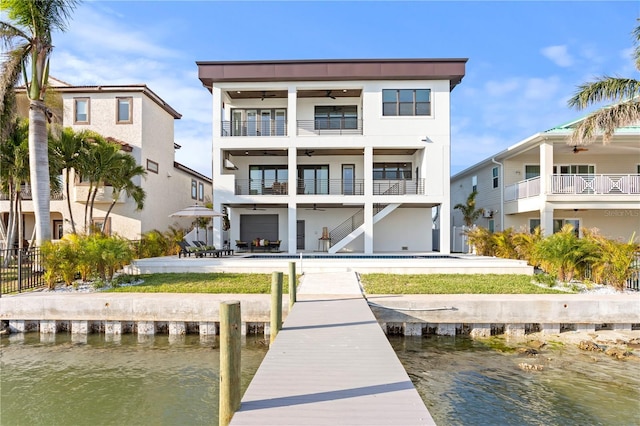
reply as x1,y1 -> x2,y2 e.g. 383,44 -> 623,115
169,204 -> 224,241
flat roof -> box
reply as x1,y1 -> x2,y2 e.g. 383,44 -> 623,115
197,58 -> 467,91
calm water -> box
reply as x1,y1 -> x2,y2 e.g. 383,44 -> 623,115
389,336 -> 640,426
2,333 -> 639,426
0,333 -> 267,426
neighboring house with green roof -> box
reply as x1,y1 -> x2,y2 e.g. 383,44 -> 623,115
450,114 -> 640,251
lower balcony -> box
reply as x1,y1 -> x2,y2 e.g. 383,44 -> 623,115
233,179 -> 425,196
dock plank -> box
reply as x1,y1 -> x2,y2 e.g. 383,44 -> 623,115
230,273 -> 434,425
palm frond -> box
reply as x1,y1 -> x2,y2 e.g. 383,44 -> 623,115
569,99 -> 640,145
567,77 -> 640,110
633,21 -> 640,71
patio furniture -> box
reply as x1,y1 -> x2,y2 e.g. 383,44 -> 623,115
178,241 -> 198,258
195,241 -> 234,257
235,240 -> 249,252
250,239 -> 281,252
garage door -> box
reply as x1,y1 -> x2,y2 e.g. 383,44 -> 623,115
240,214 -> 279,242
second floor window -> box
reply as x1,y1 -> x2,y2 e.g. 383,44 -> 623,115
373,163 -> 412,180
74,98 -> 90,124
314,106 -> 357,129
191,180 -> 197,199
117,98 -> 132,123
382,89 -> 431,116
198,182 -> 204,201
492,167 -> 499,188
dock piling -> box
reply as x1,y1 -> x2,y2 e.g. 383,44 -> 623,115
219,300 -> 241,426
289,262 -> 297,309
270,272 -> 283,344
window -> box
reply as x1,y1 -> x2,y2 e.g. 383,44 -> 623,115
373,163 -> 412,180
488,219 -> 495,233
382,89 -> 431,116
249,165 -> 288,195
230,109 -> 286,136
74,98 -> 90,124
146,159 -> 158,174
525,165 -> 540,180
553,164 -> 595,174
298,165 -> 329,194
198,182 -> 204,201
191,180 -> 197,199
529,218 -> 541,233
92,218 -> 111,235
492,167 -> 499,188
117,97 -> 132,123
472,175 -> 477,192
314,106 -> 357,129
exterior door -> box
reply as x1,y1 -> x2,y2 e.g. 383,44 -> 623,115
297,220 -> 305,250
275,110 -> 286,136
247,110 -> 257,136
260,110 -> 271,136
342,164 -> 355,195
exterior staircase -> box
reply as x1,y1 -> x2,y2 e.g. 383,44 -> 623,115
328,203 -> 400,253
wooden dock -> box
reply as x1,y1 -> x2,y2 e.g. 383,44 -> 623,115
230,272 -> 434,425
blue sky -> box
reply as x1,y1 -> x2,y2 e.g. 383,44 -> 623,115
46,1 -> 639,177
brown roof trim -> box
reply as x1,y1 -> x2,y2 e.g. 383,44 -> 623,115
174,161 -> 212,182
54,85 -> 182,119
105,136 -> 133,152
197,58 -> 467,91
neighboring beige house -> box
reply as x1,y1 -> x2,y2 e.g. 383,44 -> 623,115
450,116 -> 640,252
1,79 -> 212,244
197,58 -> 467,254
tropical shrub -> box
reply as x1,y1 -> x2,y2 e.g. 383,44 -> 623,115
465,226 -> 494,256
583,229 -> 639,290
136,230 -> 170,258
532,224 -> 592,282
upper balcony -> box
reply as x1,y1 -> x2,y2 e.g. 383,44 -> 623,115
0,185 -> 64,201
233,178 -> 425,196
505,174 -> 640,201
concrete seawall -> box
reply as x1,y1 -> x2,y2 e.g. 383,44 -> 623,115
2,292 -> 638,338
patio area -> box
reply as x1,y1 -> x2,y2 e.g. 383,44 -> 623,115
124,253 -> 533,275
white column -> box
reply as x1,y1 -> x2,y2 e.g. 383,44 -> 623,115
287,86 -> 297,138
212,86 -> 224,248
440,145 -> 452,254
288,146 -> 297,254
539,142 -> 554,236
364,146 -> 374,253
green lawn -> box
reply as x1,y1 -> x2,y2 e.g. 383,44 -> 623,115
104,272 -> 568,294
360,273 -> 570,294
107,273 -> 291,294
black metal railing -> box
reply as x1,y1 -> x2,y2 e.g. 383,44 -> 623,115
221,120 -> 288,137
373,179 -> 425,195
0,247 -> 45,296
329,209 -> 364,247
297,119 -> 363,135
234,179 -> 365,196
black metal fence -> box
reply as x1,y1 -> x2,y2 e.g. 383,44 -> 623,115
0,248 -> 45,296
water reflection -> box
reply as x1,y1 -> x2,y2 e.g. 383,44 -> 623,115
389,336 -> 640,426
1,333 -> 268,426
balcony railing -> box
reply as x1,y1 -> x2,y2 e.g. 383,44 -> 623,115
233,179 -> 427,196
506,174 -> 640,201
297,119 -> 363,136
373,179 -> 425,195
0,185 -> 64,201
222,120 -> 287,137
551,174 -> 640,195
505,177 -> 541,201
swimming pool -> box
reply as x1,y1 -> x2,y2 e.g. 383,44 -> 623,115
244,254 -> 458,259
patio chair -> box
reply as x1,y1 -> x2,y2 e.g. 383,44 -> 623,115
235,240 -> 248,252
177,241 -> 198,258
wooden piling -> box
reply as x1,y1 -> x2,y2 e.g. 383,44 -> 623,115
289,262 -> 297,309
219,300 -> 241,426
270,272 -> 283,344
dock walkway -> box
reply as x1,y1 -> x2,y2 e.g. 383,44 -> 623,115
230,272 -> 434,425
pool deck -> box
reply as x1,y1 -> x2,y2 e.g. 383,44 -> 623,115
125,252 -> 533,275
230,272 -> 435,425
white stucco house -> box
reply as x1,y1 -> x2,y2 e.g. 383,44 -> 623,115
450,116 -> 640,251
1,79 -> 212,244
197,58 -> 467,254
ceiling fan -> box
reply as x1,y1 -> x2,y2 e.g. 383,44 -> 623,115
306,204 -> 326,211
572,146 -> 589,154
246,204 -> 266,211
326,90 -> 336,100
260,91 -> 277,101
304,150 -> 315,157
262,151 -> 278,156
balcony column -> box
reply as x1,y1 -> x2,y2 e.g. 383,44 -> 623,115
288,147 -> 297,254
287,86 -> 297,137
364,147 -> 374,254
539,141 -> 554,236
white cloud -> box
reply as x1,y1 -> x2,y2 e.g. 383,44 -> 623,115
541,45 -> 573,67
484,78 -> 520,97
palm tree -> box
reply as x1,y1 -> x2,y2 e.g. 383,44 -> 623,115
0,0 -> 79,245
49,126 -> 88,233
0,117 -> 29,255
568,21 -> 640,145
454,190 -> 484,227
102,153 -> 147,233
